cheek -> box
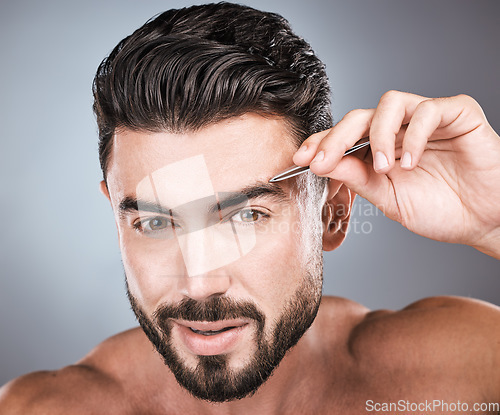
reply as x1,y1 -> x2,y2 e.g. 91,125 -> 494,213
235,221 -> 305,309
120,232 -> 182,311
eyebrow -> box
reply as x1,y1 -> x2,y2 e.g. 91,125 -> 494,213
118,181 -> 290,218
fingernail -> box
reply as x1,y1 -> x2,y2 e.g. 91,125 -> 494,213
374,151 -> 389,171
401,152 -> 412,168
311,150 -> 325,164
299,144 -> 309,152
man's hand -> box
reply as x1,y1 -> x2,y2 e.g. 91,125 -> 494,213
293,91 -> 500,259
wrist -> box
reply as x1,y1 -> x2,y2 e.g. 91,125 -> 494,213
472,227 -> 500,260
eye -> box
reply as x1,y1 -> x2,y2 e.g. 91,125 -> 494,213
231,208 -> 268,224
133,216 -> 173,236
147,217 -> 170,231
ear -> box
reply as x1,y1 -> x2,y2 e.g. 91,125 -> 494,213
100,180 -> 111,202
322,180 -> 356,251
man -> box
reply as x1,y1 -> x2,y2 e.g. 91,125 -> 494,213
1,2 -> 499,414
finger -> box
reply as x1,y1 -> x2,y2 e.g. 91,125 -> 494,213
399,99 -> 440,169
359,126 -> 408,162
292,129 -> 332,166
323,156 -> 400,222
306,114 -> 408,175
400,95 -> 481,170
298,109 -> 375,176
369,90 -> 426,173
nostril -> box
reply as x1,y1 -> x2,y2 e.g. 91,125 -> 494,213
179,274 -> 232,301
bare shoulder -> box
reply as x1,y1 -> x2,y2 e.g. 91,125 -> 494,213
318,295 -> 370,325
78,326 -> 152,373
354,295 -> 500,344
349,296 -> 500,392
0,328 -> 148,415
312,296 -> 370,348
0,365 -> 125,415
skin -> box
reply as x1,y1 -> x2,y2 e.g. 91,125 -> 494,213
1,92 -> 500,414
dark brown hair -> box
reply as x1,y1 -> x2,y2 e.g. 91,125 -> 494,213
93,2 -> 332,181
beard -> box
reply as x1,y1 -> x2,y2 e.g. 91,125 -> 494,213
126,241 -> 323,403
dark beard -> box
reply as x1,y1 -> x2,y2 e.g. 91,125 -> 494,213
127,275 -> 321,403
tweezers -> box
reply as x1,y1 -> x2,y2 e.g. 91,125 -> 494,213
269,139 -> 370,182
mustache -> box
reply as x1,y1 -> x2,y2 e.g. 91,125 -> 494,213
154,296 -> 265,328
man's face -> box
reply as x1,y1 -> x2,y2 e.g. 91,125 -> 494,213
104,114 -> 324,402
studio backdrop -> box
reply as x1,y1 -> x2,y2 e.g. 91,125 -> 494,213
1,0 -> 499,385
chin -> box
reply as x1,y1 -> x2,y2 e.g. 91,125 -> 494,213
126,270 -> 322,402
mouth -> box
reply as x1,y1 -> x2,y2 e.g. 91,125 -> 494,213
174,319 -> 250,356
188,326 -> 238,336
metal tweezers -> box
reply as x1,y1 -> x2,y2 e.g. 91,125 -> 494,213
269,139 -> 370,182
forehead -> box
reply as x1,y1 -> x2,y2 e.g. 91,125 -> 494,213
106,114 -> 298,202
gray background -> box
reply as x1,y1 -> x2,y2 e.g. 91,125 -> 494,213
1,0 -> 499,385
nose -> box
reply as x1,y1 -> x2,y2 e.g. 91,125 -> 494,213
179,273 -> 231,301
176,226 -> 235,301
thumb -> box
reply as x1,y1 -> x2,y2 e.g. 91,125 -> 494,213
322,156 -> 399,221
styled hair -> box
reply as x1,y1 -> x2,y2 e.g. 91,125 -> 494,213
93,2 -> 332,181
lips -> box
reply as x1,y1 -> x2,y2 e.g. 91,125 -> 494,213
174,319 -> 250,356
182,319 -> 247,332
189,326 -> 236,336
